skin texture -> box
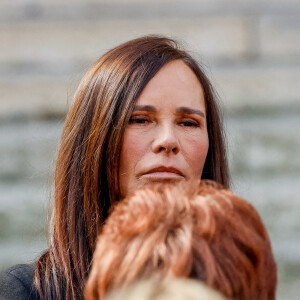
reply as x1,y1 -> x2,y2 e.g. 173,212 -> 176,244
119,60 -> 209,197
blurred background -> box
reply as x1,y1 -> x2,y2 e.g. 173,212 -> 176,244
0,0 -> 299,298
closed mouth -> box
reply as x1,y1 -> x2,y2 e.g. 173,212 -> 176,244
142,166 -> 184,179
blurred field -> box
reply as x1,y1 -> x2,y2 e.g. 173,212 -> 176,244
0,1 -> 299,299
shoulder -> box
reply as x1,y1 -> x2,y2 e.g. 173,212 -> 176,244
0,262 -> 40,300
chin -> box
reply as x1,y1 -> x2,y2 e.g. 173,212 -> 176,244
124,177 -> 186,197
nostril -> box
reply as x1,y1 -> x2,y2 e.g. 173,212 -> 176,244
153,140 -> 179,154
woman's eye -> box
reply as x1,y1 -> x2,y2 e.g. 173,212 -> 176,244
180,120 -> 200,127
129,117 -> 149,125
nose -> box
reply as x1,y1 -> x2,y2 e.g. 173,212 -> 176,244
152,124 -> 180,154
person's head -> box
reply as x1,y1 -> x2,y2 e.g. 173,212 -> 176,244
35,35 -> 229,300
85,181 -> 277,300
56,34 -> 228,244
104,278 -> 226,300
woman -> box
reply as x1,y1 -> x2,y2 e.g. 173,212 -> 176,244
0,35 -> 229,300
85,182 -> 277,300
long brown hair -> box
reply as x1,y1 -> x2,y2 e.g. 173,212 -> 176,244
85,182 -> 277,300
35,36 -> 230,300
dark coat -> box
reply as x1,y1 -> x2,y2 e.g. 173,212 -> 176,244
0,262 -> 40,300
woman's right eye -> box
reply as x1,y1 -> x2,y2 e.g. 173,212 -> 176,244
128,116 -> 150,125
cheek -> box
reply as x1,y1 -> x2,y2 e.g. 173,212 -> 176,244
119,130 -> 150,180
181,132 -> 209,175
119,129 -> 151,197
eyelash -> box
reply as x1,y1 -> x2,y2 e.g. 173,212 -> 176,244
128,117 -> 150,124
180,120 -> 200,128
129,116 -> 200,128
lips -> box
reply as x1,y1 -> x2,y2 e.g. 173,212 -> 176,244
141,166 -> 184,179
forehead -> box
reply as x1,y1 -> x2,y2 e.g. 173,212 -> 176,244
136,60 -> 205,110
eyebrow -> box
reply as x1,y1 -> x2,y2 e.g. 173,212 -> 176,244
132,105 -> 205,118
133,105 -> 156,112
176,107 -> 205,118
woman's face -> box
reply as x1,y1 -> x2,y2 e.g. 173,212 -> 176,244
119,60 -> 209,197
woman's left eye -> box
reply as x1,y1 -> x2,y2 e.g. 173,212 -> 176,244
180,120 -> 200,127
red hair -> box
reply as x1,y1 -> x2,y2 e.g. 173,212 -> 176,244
85,181 -> 277,300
